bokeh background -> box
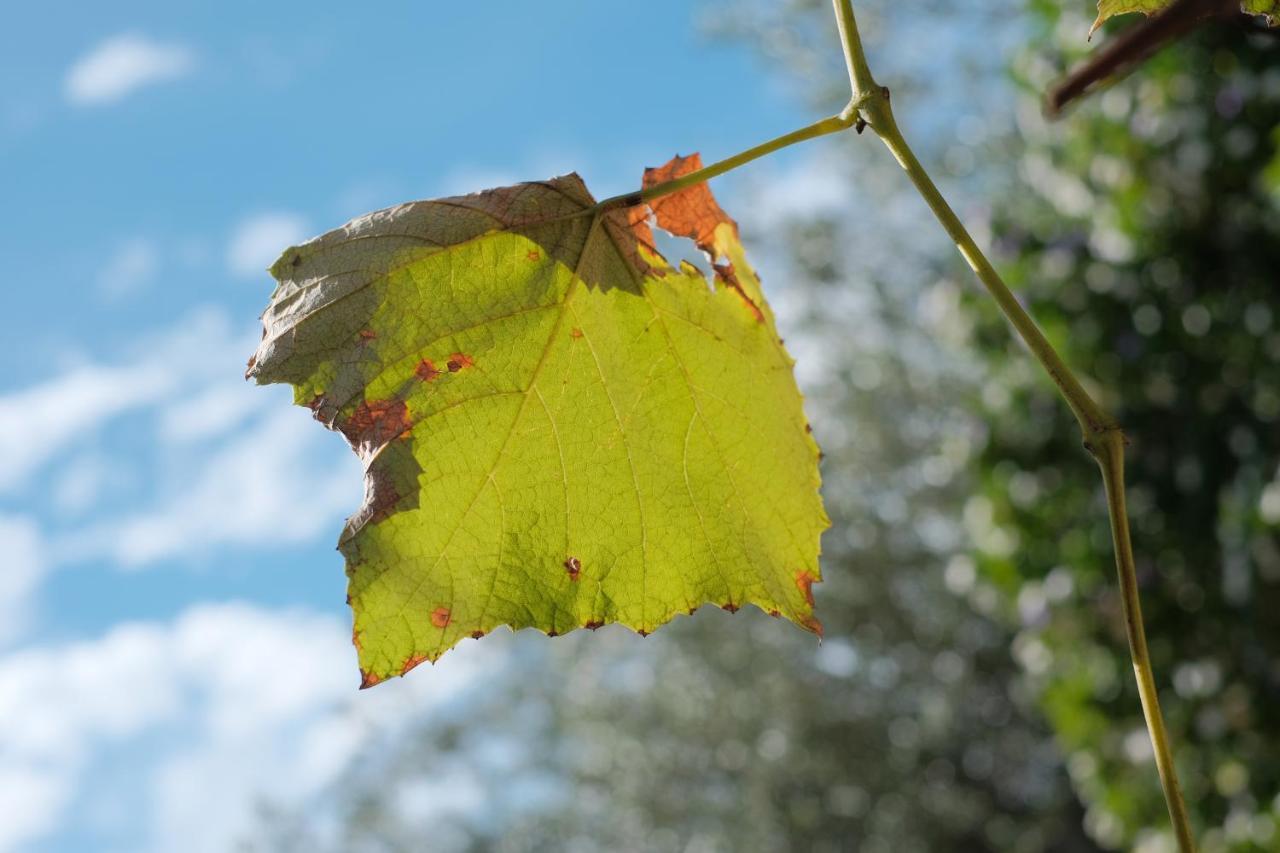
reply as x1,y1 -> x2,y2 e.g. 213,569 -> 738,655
2,1 -> 1278,851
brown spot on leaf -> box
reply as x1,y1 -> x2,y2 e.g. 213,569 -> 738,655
446,352 -> 474,372
470,630 -> 485,640
643,153 -> 738,258
564,556 -> 581,580
430,607 -> 451,629
768,610 -> 782,618
526,249 -> 540,261
795,570 -> 818,608
352,628 -> 362,652
569,327 -> 583,339
713,262 -> 765,323
401,653 -> 428,676
585,620 -> 604,630
722,602 -> 739,613
359,669 -> 383,690
357,329 -> 377,343
339,399 -> 411,451
415,359 -> 442,382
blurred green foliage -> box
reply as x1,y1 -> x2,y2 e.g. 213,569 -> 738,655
970,3 -> 1280,850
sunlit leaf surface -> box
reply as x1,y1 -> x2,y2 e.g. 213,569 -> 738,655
248,156 -> 827,686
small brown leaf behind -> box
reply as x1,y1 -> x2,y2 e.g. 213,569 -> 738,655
643,153 -> 738,257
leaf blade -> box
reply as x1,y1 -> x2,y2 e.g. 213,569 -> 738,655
249,163 -> 827,685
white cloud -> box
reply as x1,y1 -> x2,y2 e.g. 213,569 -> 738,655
158,383 -> 266,445
0,303 -> 359,573
100,405 -> 357,568
0,603 -> 488,852
227,213 -> 308,279
64,34 -> 195,106
97,238 -> 159,298
0,361 -> 172,494
0,515 -> 47,648
51,454 -> 113,515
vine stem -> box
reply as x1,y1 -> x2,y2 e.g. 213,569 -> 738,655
599,2 -> 1194,844
590,106 -> 865,215
832,1 -> 1195,848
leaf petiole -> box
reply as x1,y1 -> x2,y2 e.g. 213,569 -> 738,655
592,107 -> 865,215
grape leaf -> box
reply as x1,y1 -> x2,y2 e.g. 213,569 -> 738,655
1091,0 -> 1278,36
247,155 -> 828,687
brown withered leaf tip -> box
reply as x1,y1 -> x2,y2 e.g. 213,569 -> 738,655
446,352 -> 474,372
470,630 -> 485,640
801,615 -> 824,639
430,607 -> 451,628
643,153 -> 738,257
768,610 -> 782,618
359,669 -> 383,690
637,629 -> 650,637
401,653 -> 429,676
416,359 -> 442,382
794,570 -> 818,608
585,620 -> 604,630
564,556 -> 582,579
722,602 -> 740,613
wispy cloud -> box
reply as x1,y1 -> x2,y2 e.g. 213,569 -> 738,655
0,304 -> 358,570
64,34 -> 195,107
0,603 -> 487,852
0,361 -> 172,494
97,238 -> 159,299
227,213 -> 308,279
0,515 -> 47,648
94,406 -> 357,568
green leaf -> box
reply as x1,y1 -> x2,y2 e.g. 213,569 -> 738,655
247,155 -> 828,687
1090,0 -> 1278,37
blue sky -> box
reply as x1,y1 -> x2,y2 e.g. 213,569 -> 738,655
0,2 -> 843,850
